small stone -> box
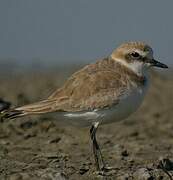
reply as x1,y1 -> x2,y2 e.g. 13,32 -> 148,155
23,132 -> 36,139
42,152 -> 59,159
130,131 -> 139,137
134,168 -> 154,180
121,150 -> 129,157
53,172 -> 68,180
79,167 -> 89,175
158,157 -> 173,171
40,170 -> 68,180
49,137 -> 61,144
20,121 -> 37,129
79,163 -> 89,175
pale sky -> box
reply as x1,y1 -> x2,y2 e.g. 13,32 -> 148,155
0,0 -> 173,66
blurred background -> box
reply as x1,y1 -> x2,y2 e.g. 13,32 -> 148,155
0,1 -> 173,179
0,0 -> 173,70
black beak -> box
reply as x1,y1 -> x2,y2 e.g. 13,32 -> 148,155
150,59 -> 168,68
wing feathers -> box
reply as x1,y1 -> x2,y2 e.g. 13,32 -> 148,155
15,99 -> 57,114
1,57 -> 141,120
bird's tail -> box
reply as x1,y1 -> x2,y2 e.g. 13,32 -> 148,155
1,109 -> 24,120
0,99 -> 57,120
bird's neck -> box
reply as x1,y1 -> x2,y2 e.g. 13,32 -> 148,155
113,57 -> 149,77
110,57 -> 149,86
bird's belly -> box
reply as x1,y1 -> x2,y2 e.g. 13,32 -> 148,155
53,85 -> 148,127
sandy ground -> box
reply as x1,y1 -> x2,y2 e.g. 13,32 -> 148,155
0,67 -> 173,180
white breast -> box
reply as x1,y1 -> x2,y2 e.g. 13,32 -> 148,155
52,80 -> 149,127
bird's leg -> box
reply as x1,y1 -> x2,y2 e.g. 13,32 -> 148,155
90,122 -> 105,172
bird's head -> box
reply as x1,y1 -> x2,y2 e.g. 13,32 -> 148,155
111,42 -> 168,75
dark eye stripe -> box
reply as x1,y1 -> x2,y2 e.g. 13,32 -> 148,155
131,52 -> 140,58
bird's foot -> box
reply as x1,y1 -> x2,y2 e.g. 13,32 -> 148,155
94,165 -> 116,176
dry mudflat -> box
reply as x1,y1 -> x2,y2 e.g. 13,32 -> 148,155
0,67 -> 173,180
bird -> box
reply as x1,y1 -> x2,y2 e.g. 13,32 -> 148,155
1,41 -> 168,172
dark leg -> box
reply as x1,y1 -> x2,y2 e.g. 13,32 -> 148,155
90,122 -> 105,171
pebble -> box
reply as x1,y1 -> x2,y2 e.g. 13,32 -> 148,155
158,157 -> 173,171
134,168 -> 154,180
121,150 -> 129,157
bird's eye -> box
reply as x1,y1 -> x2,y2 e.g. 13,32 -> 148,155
131,52 -> 140,58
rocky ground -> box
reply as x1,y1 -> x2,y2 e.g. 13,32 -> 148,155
0,67 -> 173,180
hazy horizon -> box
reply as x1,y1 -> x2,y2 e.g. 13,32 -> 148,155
0,1 -> 173,66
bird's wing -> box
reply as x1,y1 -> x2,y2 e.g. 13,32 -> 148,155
2,58 -> 132,119
46,58 -> 130,112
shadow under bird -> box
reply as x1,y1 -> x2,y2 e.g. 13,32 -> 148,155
1,42 -> 168,173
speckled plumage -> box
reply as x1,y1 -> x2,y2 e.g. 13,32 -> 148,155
1,41 -> 168,172
1,41 -> 167,120
15,57 -> 145,114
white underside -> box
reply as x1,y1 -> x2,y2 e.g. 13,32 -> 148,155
51,81 -> 149,127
